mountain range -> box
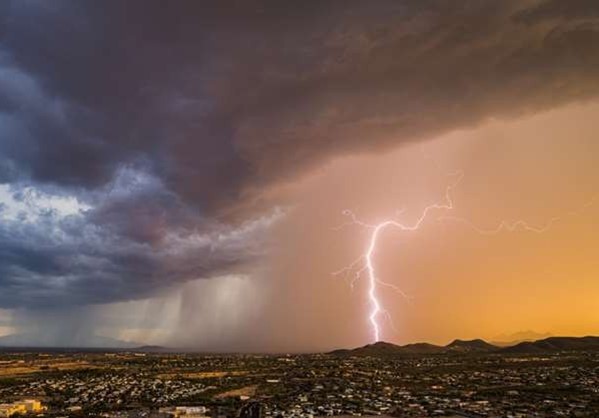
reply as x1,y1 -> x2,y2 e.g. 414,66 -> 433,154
1,333 -> 598,354
329,336 -> 599,357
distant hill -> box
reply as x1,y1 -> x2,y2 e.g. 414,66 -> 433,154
500,336 -> 599,354
329,341 -> 404,357
329,341 -> 442,357
446,339 -> 498,353
491,330 -> 552,347
401,342 -> 444,354
329,336 -> 599,357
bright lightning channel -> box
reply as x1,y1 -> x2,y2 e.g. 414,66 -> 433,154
335,172 -> 462,342
335,175 -> 597,343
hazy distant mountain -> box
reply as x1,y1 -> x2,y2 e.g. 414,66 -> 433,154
500,336 -> 599,354
446,339 -> 498,353
492,330 -> 552,346
0,333 -> 141,349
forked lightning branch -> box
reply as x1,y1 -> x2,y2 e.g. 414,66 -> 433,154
334,173 -> 596,342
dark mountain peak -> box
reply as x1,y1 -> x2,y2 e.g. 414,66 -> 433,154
328,340 -> 441,357
328,341 -> 402,357
448,338 -> 484,345
365,341 -> 401,349
353,341 -> 404,355
446,339 -> 498,352
401,342 -> 444,353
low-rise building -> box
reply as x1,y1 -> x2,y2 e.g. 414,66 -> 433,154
0,400 -> 45,417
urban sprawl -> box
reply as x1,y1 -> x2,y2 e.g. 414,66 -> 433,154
0,350 -> 597,417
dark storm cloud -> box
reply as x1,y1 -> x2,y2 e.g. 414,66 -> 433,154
1,0 -> 599,308
0,169 -> 282,308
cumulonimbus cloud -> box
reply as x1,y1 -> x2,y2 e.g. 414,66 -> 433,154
1,0 -> 599,308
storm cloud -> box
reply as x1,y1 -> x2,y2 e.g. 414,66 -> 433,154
0,167 -> 282,308
1,0 -> 599,309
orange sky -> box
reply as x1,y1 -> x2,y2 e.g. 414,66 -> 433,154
246,100 -> 599,351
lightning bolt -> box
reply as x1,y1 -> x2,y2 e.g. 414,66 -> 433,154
335,174 -> 597,343
335,172 -> 463,342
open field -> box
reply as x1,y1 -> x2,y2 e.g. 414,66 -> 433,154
158,370 -> 249,380
215,385 -> 258,399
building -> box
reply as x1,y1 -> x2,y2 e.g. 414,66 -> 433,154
0,400 -> 45,417
158,406 -> 209,417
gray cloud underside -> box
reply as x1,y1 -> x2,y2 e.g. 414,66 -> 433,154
1,0 -> 599,308
0,169 -> 282,308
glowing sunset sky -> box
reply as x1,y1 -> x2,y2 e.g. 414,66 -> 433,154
0,0 -> 598,351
